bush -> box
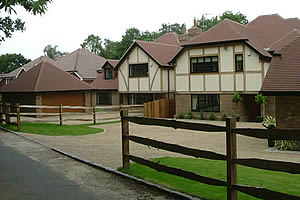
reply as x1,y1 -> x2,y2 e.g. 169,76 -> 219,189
221,113 -> 227,121
178,113 -> 185,119
199,111 -> 205,120
256,116 -> 264,122
275,140 -> 300,151
187,112 -> 193,119
255,93 -> 267,104
209,112 -> 216,120
232,93 -> 243,102
262,116 -> 276,129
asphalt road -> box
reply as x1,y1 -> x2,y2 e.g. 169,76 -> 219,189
0,130 -> 186,200
0,145 -> 98,200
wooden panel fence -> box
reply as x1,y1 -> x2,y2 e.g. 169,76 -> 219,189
144,99 -> 175,118
0,102 -> 143,131
120,111 -> 300,200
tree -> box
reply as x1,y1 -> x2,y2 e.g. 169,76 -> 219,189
99,39 -> 120,59
80,34 -> 103,55
197,11 -> 248,31
0,0 -> 52,43
43,45 -> 63,59
159,23 -> 185,35
0,53 -> 31,73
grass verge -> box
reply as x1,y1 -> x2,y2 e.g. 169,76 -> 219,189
119,157 -> 300,200
1,121 -> 120,136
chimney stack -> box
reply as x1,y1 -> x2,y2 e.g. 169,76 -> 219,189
194,18 -> 197,28
184,26 -> 187,34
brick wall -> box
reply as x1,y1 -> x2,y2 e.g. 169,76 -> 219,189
276,96 -> 300,129
220,94 -> 240,119
175,94 -> 191,114
265,96 -> 276,118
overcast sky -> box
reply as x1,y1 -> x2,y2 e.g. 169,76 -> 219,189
1,0 -> 300,60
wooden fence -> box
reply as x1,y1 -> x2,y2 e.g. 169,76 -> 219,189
0,102 -> 143,131
144,99 -> 175,118
120,110 -> 300,200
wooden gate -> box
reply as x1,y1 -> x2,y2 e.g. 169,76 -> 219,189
144,99 -> 175,118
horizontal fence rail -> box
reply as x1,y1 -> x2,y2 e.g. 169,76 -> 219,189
232,184 -> 300,200
233,128 -> 300,140
124,116 -> 226,132
127,135 -> 226,160
127,155 -> 227,187
120,111 -> 300,200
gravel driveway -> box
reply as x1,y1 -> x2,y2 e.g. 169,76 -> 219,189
17,118 -> 300,169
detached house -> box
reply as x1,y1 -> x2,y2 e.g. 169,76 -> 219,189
115,27 -> 202,105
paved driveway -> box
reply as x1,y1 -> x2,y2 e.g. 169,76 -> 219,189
18,119 -> 300,169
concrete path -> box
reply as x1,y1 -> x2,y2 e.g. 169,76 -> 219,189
0,130 -> 187,200
17,119 -> 300,169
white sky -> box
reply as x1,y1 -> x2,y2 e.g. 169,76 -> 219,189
1,0 -> 300,60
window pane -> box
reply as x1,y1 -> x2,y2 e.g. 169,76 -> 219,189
198,58 -> 204,63
192,95 -> 198,110
236,55 -> 243,61
205,57 -> 211,62
191,58 -> 197,63
212,56 -> 218,62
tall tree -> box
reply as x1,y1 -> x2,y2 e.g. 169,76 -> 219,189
43,45 -> 63,59
0,0 -> 52,43
99,39 -> 120,59
80,34 -> 103,55
197,11 -> 248,31
0,53 -> 31,73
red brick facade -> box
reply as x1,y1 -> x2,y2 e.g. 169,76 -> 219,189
276,96 -> 300,128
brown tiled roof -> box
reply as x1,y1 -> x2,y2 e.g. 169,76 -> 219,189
248,14 -> 300,48
91,68 -> 118,90
54,49 -> 106,80
269,29 -> 300,52
0,61 -> 95,93
153,32 -> 180,46
0,56 -> 53,78
184,19 -> 271,58
106,59 -> 119,67
136,40 -> 181,67
261,36 -> 300,94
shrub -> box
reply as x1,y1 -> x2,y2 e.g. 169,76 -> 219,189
275,140 -> 300,151
255,93 -> 267,104
187,112 -> 193,119
256,116 -> 264,122
178,113 -> 185,119
232,93 -> 243,102
209,112 -> 216,120
262,116 -> 276,128
199,111 -> 205,120
221,113 -> 227,121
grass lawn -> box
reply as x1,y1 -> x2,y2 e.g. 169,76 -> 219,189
119,157 -> 300,200
1,121 -> 120,136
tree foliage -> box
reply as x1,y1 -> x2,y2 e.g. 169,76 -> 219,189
159,23 -> 185,35
80,34 -> 103,55
0,53 -> 31,73
43,44 -> 65,59
197,11 -> 248,31
0,0 -> 52,43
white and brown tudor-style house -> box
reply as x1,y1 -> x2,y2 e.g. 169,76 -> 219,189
166,14 -> 300,122
114,24 -> 203,105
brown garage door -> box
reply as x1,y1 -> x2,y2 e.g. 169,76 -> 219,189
41,92 -> 85,113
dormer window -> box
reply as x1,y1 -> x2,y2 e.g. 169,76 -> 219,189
105,68 -> 113,80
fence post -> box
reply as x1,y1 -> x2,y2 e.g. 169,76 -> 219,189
59,104 -> 63,126
120,108 -> 130,169
6,103 -> 10,126
0,102 -> 2,124
16,103 -> 21,131
93,106 -> 96,125
226,117 -> 237,200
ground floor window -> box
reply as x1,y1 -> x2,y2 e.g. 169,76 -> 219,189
96,93 -> 112,105
128,93 -> 162,105
192,94 -> 220,112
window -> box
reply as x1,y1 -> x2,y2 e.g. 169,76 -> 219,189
190,56 -> 218,73
96,93 -> 112,105
128,94 -> 153,105
235,54 -> 243,72
129,64 -> 148,77
104,68 -> 113,80
192,94 -> 220,112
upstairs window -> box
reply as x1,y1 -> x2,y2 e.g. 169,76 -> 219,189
129,63 -> 148,77
235,54 -> 243,72
104,68 -> 113,80
190,56 -> 218,73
